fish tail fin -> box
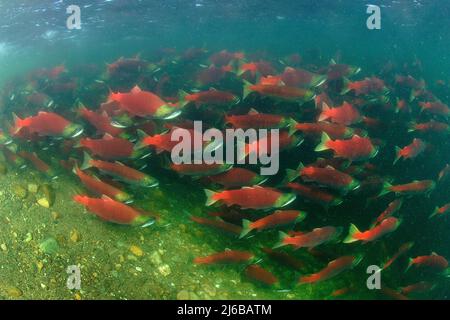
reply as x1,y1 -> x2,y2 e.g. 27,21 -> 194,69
378,181 -> 392,197
407,122 -> 416,133
80,151 -> 93,170
318,102 -> 330,122
314,132 -> 331,152
429,207 -> 439,219
393,147 -> 402,165
204,189 -> 219,206
177,90 -> 190,109
242,80 -> 253,99
73,194 -> 86,205
283,168 -> 300,185
405,258 -> 413,272
287,118 -> 298,136
134,129 -> 150,150
273,231 -> 289,249
12,112 -> 25,134
343,224 -> 360,244
340,77 -> 351,95
239,219 -> 253,239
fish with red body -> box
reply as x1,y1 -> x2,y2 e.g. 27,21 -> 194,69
243,80 -> 315,102
179,89 -> 239,107
382,241 -> 414,270
78,134 -> 143,160
196,65 -> 232,86
207,167 -> 268,188
171,162 -> 233,177
318,102 -> 361,125
74,167 -> 131,203
78,105 -> 124,137
344,217 -> 401,243
286,182 -> 343,208
138,128 -> 205,154
280,67 -> 327,88
261,247 -> 305,270
285,162 -> 359,193
205,186 -> 296,210
299,255 -> 363,284
419,101 -> 450,117
438,164 -> 450,182
108,85 -> 183,120
18,151 -> 57,179
107,56 -> 150,76
73,195 -> 157,226
26,92 -> 54,108
343,77 -> 388,96
245,264 -> 279,286
240,210 -> 307,238
380,180 -> 435,197
209,50 -> 244,66
245,130 -> 303,158
400,282 -> 436,296
289,121 -> 355,139
394,138 -> 426,164
409,121 -> 450,133
81,152 -> 158,187
326,62 -> 361,80
429,203 -> 450,219
315,133 -> 378,161
372,198 -> 403,227
225,110 -> 292,130
193,250 -> 254,265
395,75 -> 425,90
275,226 -> 342,250
190,216 -> 242,235
407,253 -> 448,272
12,112 -> 83,138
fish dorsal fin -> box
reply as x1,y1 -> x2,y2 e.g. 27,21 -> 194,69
103,133 -> 114,140
330,58 -> 337,65
38,111 -> 48,116
284,66 -> 295,72
325,165 -> 335,170
101,195 -> 114,201
114,161 -> 125,166
208,87 -> 217,92
248,108 -> 259,115
322,102 -> 331,112
432,252 -> 438,256
131,85 -> 142,94
100,111 -> 110,118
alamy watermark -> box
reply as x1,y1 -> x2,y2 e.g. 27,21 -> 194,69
66,265 -> 81,290
66,5 -> 81,30
366,4 -> 381,30
170,121 -> 280,176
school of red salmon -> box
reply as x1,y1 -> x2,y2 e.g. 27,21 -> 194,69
0,48 -> 449,299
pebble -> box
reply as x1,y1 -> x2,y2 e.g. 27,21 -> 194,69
6,287 -> 23,298
130,245 -> 143,257
177,290 -> 190,300
28,184 -> 39,193
0,243 -> 7,251
149,251 -> 162,265
13,185 -> 27,199
158,264 -> 171,276
70,229 -> 81,243
39,238 -> 59,255
37,198 -> 50,208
